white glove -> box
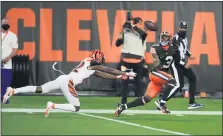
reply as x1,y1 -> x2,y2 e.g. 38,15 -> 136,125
126,71 -> 137,77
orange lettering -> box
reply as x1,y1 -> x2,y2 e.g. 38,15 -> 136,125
40,9 -> 62,61
6,8 -> 36,59
162,11 -> 174,35
67,9 -> 92,62
189,12 -> 220,65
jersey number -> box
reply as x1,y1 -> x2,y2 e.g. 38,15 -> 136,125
163,56 -> 173,68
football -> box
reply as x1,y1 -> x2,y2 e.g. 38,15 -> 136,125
144,20 -> 158,31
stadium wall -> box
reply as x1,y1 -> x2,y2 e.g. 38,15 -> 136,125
1,2 -> 222,93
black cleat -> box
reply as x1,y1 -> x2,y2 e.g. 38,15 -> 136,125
188,102 -> 204,110
116,103 -> 122,109
160,104 -> 171,114
115,104 -> 126,117
155,100 -> 170,114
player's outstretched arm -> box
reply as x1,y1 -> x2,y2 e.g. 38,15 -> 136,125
150,47 -> 160,70
89,65 -> 125,75
94,71 -> 127,80
152,53 -> 160,67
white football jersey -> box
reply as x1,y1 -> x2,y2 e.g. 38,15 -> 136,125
68,58 -> 95,86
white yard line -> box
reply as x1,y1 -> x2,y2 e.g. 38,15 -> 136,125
1,108 -> 222,115
3,108 -> 222,135
1,108 -> 191,135
78,112 -> 190,135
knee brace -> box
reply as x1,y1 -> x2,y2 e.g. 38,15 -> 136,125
74,106 -> 80,112
167,78 -> 176,87
142,95 -> 152,104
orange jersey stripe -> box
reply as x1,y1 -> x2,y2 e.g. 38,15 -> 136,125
68,80 -> 78,97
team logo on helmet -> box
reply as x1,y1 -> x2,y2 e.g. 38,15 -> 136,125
89,49 -> 105,64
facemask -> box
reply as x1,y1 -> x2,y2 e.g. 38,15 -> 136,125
160,41 -> 169,46
2,24 -> 10,31
159,36 -> 170,46
178,31 -> 187,39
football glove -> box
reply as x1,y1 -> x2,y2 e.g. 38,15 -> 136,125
117,74 -> 128,80
125,71 -> 137,77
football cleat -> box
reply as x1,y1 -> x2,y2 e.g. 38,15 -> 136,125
155,100 -> 170,114
188,102 -> 204,110
116,103 -> 122,110
115,104 -> 126,117
155,100 -> 161,110
45,101 -> 55,117
160,104 -> 171,114
3,87 -> 14,104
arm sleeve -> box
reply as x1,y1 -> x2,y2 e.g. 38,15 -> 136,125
115,38 -> 124,47
133,26 -> 147,41
172,36 -> 179,50
94,70 -> 118,79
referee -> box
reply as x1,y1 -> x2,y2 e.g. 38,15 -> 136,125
116,17 -> 147,104
156,21 -> 203,110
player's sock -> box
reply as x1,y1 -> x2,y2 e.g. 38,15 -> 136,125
127,96 -> 150,109
126,97 -> 144,109
160,99 -> 166,106
13,86 -> 37,94
161,80 -> 176,103
54,104 -> 77,112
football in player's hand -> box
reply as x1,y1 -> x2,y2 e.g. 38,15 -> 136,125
144,20 -> 158,31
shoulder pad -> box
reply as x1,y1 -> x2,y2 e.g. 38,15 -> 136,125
150,44 -> 159,54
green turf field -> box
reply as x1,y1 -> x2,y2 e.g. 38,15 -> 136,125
1,96 -> 222,135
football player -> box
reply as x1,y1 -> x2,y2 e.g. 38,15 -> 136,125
155,21 -> 203,110
115,31 -> 179,116
3,49 -> 136,117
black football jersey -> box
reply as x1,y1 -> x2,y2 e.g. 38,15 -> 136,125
150,44 -> 176,71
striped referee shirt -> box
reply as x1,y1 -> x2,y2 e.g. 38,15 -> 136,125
173,34 -> 192,66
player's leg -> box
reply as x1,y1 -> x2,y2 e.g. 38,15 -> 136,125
133,61 -> 144,97
3,76 -> 61,103
156,63 -> 181,107
184,68 -> 203,109
128,82 -> 161,108
120,61 -> 132,104
149,70 -> 176,113
115,81 -> 161,117
154,64 -> 184,112
166,63 -> 184,101
115,72 -> 163,117
56,76 -> 80,112
44,75 -> 80,117
1,68 -> 12,104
